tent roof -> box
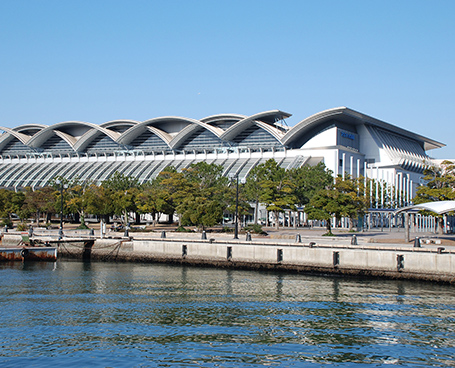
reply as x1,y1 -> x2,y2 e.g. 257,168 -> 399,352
396,200 -> 455,215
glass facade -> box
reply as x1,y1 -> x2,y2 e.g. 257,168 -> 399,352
232,125 -> 281,148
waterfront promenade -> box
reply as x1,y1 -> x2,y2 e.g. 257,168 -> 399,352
117,225 -> 455,250
3,225 -> 455,283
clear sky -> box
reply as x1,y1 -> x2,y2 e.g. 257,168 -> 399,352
1,0 -> 454,158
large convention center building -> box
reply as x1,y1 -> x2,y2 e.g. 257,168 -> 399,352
0,107 -> 445,209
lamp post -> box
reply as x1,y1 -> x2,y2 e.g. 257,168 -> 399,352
234,175 -> 239,239
55,179 -> 67,240
229,173 -> 239,239
229,173 -> 244,239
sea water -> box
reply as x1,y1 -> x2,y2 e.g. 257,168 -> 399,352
0,261 -> 454,367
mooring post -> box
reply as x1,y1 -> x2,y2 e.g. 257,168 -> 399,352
405,212 -> 410,243
351,235 -> 357,245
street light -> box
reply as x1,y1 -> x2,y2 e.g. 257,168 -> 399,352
229,174 -> 245,240
55,179 -> 68,240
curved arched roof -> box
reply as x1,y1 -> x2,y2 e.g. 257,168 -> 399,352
27,121 -> 121,150
169,122 -> 225,150
396,200 -> 455,214
0,108 -> 444,156
118,116 -> 224,145
13,124 -> 48,133
220,110 -> 291,141
146,126 -> 173,148
200,113 -> 246,125
282,107 -> 445,151
282,107 -> 348,147
0,126 -> 31,145
74,127 -> 122,152
100,120 -> 139,130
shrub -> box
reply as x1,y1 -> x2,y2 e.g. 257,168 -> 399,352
16,223 -> 28,231
243,224 -> 267,235
0,218 -> 13,229
175,226 -> 193,232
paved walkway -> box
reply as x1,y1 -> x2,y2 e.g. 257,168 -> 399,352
9,224 -> 455,251
121,226 -> 455,250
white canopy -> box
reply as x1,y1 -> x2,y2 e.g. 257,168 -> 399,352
396,200 -> 455,215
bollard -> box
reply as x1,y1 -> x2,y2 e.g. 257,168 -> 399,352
295,234 -> 301,243
161,231 -> 166,238
277,249 -> 283,263
246,232 -> 251,241
333,251 -> 340,267
202,230 -> 207,240
351,235 -> 357,245
397,254 -> 404,271
90,228 -> 94,236
414,237 -> 421,248
227,246 -> 232,260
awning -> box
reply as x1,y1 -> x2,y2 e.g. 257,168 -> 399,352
395,200 -> 455,215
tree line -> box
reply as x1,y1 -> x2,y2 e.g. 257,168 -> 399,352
0,158 -> 420,233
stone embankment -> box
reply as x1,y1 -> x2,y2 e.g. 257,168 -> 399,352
48,231 -> 455,284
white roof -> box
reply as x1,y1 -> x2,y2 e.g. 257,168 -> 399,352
396,200 -> 455,215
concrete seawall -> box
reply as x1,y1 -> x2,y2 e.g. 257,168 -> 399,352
54,236 -> 455,284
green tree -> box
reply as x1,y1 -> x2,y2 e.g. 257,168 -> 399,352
84,184 -> 115,222
0,189 -> 25,224
244,165 -> 265,225
21,186 -> 56,226
414,160 -> 455,234
333,175 -> 369,230
63,180 -> 96,227
415,160 -> 455,203
305,175 -> 369,233
176,162 -> 229,230
289,162 -> 333,207
136,179 -> 173,226
256,159 -> 296,229
102,172 -> 139,224
156,166 -> 186,225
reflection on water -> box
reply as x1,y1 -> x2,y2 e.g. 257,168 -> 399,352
1,260 -> 455,367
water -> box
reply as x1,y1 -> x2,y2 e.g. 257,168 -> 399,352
0,261 -> 454,367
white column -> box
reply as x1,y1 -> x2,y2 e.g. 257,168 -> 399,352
342,153 -> 346,180
406,174 -> 411,205
370,166 -> 374,208
350,155 -> 354,177
335,151 -> 339,177
410,180 -> 413,203
375,167 -> 379,209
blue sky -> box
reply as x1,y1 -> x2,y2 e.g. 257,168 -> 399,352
1,0 -> 454,158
